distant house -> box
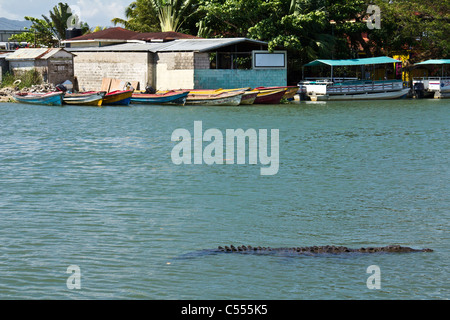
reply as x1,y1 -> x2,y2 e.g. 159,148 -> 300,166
6,48 -> 74,85
0,17 -> 32,50
64,28 -> 287,91
62,27 -> 199,48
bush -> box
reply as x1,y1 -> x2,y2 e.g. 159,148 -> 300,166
0,69 -> 43,89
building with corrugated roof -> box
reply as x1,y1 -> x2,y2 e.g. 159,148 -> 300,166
62,27 -> 200,48
64,29 -> 287,91
6,48 -> 74,85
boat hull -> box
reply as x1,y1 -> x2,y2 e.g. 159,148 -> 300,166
310,88 -> 411,101
102,90 -> 133,106
63,92 -> 105,106
131,92 -> 189,105
240,92 -> 258,105
253,89 -> 286,104
13,92 -> 64,106
255,86 -> 298,100
185,91 -> 244,106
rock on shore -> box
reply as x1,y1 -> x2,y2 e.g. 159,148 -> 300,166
0,83 -> 58,102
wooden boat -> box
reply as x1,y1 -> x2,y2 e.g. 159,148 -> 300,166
160,88 -> 250,95
185,91 -> 245,106
131,91 -> 189,105
255,86 -> 299,100
63,91 -> 105,106
240,91 -> 259,105
102,90 -> 133,106
253,88 -> 287,104
12,92 -> 64,106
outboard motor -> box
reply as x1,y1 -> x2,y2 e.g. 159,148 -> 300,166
413,82 -> 425,99
144,86 -> 156,94
55,84 -> 67,92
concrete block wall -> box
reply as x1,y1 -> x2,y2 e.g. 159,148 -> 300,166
194,53 -> 210,69
155,52 -> 195,90
73,52 -> 152,91
194,69 -> 287,89
156,64 -> 194,90
46,59 -> 74,85
157,52 -> 195,70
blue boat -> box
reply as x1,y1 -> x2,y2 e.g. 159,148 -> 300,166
131,91 -> 189,105
13,92 -> 64,106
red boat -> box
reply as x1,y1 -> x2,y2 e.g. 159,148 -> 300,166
253,88 -> 287,104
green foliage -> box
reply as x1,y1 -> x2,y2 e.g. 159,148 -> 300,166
0,69 -> 43,89
9,2 -> 89,47
112,0 -> 199,32
44,2 -> 90,40
9,16 -> 58,47
370,0 -> 449,61
112,0 -> 161,32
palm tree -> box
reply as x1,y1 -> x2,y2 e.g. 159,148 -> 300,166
156,0 -> 198,32
112,0 -> 198,32
42,2 -> 89,40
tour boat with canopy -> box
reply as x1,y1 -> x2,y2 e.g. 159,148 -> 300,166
298,56 -> 410,101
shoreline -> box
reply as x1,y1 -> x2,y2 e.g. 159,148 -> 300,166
0,83 -> 58,103
0,95 -> 13,102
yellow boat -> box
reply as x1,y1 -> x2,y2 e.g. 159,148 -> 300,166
254,86 -> 299,100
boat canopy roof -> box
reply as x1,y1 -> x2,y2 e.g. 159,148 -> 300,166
414,59 -> 450,66
303,56 -> 401,67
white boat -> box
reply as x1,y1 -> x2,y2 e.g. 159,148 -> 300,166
299,56 -> 410,101
412,59 -> 450,99
308,86 -> 410,101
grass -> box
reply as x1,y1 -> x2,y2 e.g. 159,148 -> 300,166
0,69 -> 43,89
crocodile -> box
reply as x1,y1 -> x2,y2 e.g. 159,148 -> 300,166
179,245 -> 433,258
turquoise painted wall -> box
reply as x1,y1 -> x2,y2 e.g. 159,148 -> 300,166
194,69 -> 287,89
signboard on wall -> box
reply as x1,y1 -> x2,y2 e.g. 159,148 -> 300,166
252,51 -> 287,69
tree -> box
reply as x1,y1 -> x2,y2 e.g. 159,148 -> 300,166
9,16 -> 58,47
369,0 -> 449,61
43,2 -> 89,40
196,0 -> 289,37
112,0 -> 199,32
9,2 -> 89,47
111,0 -> 161,32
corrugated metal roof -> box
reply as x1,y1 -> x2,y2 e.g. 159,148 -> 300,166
6,48 -> 73,60
6,48 -> 50,60
67,42 -> 167,53
415,59 -> 450,65
155,38 -> 267,52
303,56 -> 401,67
66,38 -> 268,53
130,31 -> 200,41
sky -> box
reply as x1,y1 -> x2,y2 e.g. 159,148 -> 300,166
0,0 -> 131,28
